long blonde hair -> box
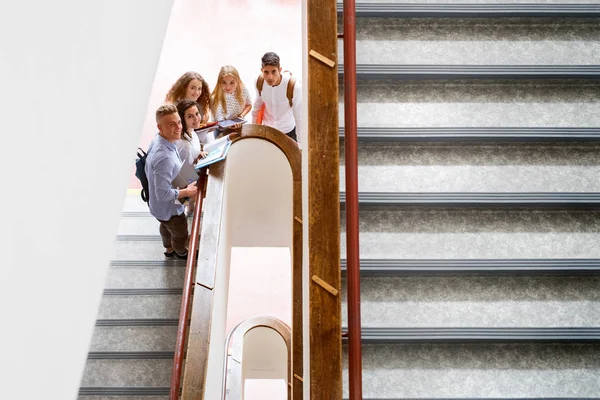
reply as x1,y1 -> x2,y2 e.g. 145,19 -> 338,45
210,65 -> 245,116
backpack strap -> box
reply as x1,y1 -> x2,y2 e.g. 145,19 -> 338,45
256,75 -> 264,96
286,75 -> 296,108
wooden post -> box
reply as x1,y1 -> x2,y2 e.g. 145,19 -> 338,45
307,0 -> 342,398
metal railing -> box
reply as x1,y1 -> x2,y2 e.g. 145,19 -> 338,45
342,0 -> 363,398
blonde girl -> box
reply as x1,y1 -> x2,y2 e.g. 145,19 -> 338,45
165,71 -> 211,125
210,65 -> 252,126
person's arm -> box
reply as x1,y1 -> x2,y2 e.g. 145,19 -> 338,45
292,79 -> 303,148
251,79 -> 264,123
152,157 -> 182,203
239,86 -> 252,118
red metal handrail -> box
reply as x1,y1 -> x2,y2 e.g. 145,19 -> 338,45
343,0 -> 363,398
170,168 -> 208,399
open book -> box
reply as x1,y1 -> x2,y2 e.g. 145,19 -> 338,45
195,139 -> 232,171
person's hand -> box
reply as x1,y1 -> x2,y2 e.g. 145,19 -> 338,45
196,152 -> 209,161
183,181 -> 198,199
231,123 -> 242,129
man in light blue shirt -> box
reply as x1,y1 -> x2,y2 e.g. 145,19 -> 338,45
145,104 -> 198,259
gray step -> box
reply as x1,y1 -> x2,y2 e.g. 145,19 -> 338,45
347,101 -> 600,128
80,359 -> 172,387
79,387 -> 168,398
118,212 -> 197,236
342,327 -> 600,343
89,326 -> 177,352
341,192 -> 600,208
343,209 -> 600,259
96,294 -> 181,320
112,238 -> 170,261
343,344 -> 600,398
341,64 -> 600,80
339,143 -> 600,193
341,40 -> 600,66
341,258 -> 600,276
339,127 -> 600,142
340,3 -> 600,18
341,276 -> 600,327
105,264 -> 185,289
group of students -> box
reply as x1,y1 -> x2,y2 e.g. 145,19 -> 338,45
144,52 -> 303,260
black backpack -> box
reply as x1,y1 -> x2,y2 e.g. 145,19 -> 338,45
135,148 -> 150,205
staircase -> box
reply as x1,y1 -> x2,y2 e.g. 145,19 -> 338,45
78,192 -> 183,399
338,2 -> 600,399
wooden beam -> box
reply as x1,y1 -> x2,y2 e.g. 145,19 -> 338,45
307,0 -> 342,398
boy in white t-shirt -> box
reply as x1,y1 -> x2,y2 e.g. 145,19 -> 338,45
251,52 -> 303,147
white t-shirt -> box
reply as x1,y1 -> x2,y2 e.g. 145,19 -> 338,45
175,130 -> 201,165
251,71 -> 303,146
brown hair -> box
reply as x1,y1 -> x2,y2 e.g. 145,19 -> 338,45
210,65 -> 245,117
176,99 -> 200,141
165,71 -> 211,119
155,103 -> 178,123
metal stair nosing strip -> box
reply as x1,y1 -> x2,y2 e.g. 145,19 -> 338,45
339,192 -> 600,209
340,398 -> 600,400
79,387 -> 171,396
338,127 -> 600,142
110,259 -> 187,267
95,318 -> 179,326
340,259 -> 600,276
338,65 -> 600,80
337,3 -> 600,18
102,288 -> 184,295
340,327 -> 600,344
87,351 -> 175,360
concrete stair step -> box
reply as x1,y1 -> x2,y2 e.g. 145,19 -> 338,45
342,209 -> 600,259
79,359 -> 172,387
89,326 -> 177,352
343,343 -> 600,398
340,40 -> 600,66
105,264 -> 185,289
342,275 -> 600,327
96,293 -> 181,320
345,101 -> 600,128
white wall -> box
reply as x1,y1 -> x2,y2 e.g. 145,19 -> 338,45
0,1 -> 174,399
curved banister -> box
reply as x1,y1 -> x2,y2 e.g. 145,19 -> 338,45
176,124 -> 303,399
170,168 -> 208,400
223,317 -> 292,399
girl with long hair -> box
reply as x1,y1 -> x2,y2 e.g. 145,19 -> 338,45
166,71 -> 211,125
210,65 -> 252,128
